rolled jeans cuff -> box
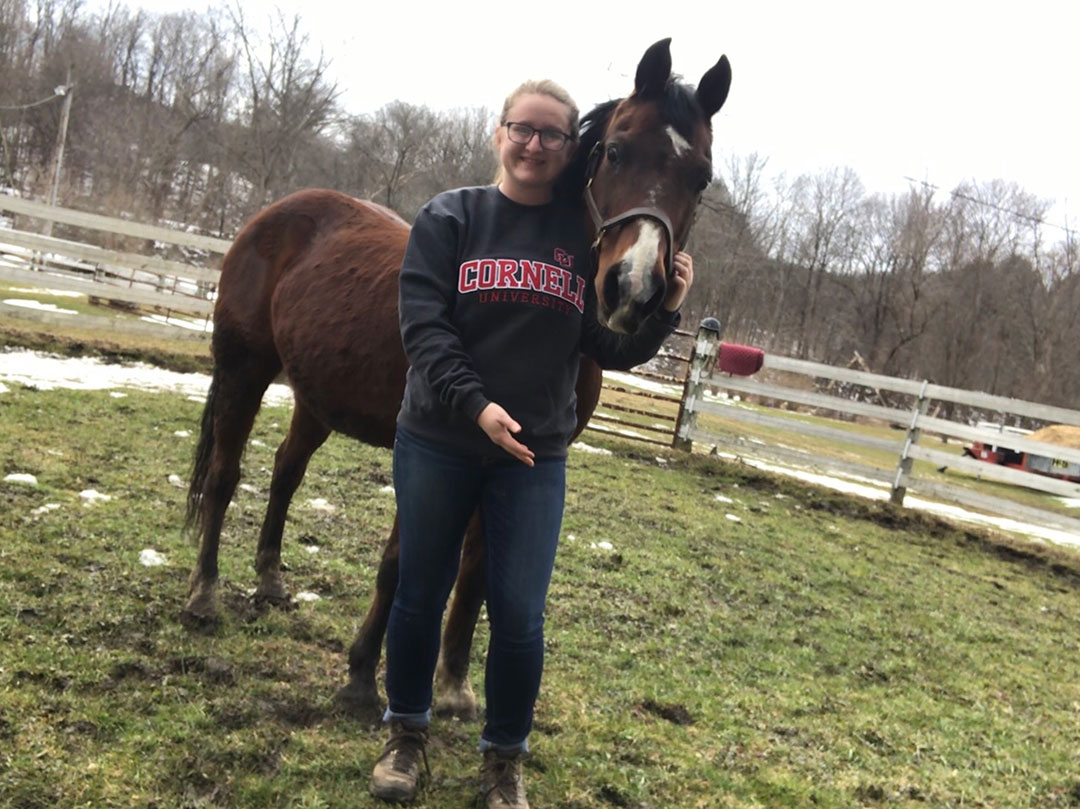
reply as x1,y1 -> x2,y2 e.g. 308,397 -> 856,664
383,707 -> 431,729
479,736 -> 529,755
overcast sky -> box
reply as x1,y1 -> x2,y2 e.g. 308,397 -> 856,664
110,0 -> 1078,233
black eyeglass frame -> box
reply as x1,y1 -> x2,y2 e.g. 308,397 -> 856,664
503,121 -> 574,151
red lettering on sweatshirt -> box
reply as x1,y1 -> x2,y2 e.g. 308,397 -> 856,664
457,257 -> 585,313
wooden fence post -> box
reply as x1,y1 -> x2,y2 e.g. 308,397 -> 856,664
891,379 -> 930,505
673,317 -> 722,451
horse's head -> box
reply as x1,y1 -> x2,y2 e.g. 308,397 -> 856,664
578,39 -> 731,333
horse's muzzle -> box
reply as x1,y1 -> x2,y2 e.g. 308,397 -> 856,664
599,259 -> 667,334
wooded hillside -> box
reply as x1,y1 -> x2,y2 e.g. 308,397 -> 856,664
2,0 -> 1076,409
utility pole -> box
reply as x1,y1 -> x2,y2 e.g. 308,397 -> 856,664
43,66 -> 73,238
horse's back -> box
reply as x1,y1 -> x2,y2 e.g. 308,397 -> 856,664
213,189 -> 411,447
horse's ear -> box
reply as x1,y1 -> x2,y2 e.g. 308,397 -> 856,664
695,55 -> 732,118
634,38 -> 672,98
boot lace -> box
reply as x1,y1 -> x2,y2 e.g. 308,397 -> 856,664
380,724 -> 430,777
483,751 -> 525,804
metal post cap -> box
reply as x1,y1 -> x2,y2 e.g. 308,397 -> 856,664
699,317 -> 721,334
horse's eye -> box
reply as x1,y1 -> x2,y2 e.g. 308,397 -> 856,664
606,144 -> 619,166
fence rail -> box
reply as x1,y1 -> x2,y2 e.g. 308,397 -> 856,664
0,195 -> 232,253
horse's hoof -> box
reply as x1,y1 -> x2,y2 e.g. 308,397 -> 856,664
433,684 -> 479,721
333,680 -> 383,725
181,589 -> 218,625
253,569 -> 290,604
179,605 -> 219,631
252,589 -> 293,609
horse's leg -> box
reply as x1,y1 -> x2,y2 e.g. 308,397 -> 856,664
336,514 -> 400,721
253,399 -> 331,604
184,356 -> 278,622
434,512 -> 484,720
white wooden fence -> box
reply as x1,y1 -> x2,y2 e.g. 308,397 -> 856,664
675,320 -> 1080,536
0,196 -> 229,324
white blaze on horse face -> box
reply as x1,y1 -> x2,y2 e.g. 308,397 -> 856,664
621,220 -> 662,298
666,125 -> 691,157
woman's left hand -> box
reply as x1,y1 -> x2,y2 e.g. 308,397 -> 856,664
663,251 -> 694,312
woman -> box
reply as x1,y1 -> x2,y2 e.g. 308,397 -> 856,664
370,79 -> 693,808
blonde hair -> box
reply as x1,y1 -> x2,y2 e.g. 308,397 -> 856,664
493,79 -> 580,183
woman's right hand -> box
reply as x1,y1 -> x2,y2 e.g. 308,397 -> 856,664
477,403 -> 535,466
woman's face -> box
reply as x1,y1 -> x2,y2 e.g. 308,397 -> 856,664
495,93 -> 575,202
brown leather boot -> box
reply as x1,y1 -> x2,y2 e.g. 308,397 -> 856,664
370,721 -> 429,803
479,749 -> 530,809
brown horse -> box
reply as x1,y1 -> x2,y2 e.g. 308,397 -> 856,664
183,39 -> 731,720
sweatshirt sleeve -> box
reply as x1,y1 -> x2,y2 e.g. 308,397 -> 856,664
398,205 -> 490,422
578,281 -> 681,370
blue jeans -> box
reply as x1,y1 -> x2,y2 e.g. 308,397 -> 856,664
385,427 -> 566,751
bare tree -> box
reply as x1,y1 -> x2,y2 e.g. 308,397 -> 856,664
228,6 -> 339,209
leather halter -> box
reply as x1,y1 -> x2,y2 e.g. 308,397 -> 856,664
582,141 -> 697,279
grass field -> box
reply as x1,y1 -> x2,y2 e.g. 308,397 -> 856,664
2,375 -> 1080,808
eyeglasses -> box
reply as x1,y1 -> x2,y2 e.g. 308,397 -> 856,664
504,122 -> 572,151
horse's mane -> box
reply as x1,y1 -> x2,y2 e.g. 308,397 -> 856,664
555,77 -> 707,204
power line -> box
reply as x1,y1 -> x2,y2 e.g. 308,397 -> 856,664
0,87 -> 68,112
904,176 -> 1076,240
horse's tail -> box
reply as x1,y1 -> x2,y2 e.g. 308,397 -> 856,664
185,366 -> 220,539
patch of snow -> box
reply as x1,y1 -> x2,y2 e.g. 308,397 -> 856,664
249,439 -> 266,447
604,370 -> 679,397
590,541 -> 615,551
238,483 -> 260,495
1059,498 -> 1080,509
4,472 -> 37,485
80,489 -> 111,505
32,503 -> 61,515
3,298 -> 77,315
714,494 -> 734,504
566,533 -> 576,542
306,497 -> 336,514
1,285 -> 83,298
110,391 -> 127,398
294,591 -> 321,602
304,545 -> 320,554
0,349 -> 293,406
725,514 -> 742,523
379,485 -> 395,494
655,457 -> 668,465
571,442 -> 613,455
174,429 -> 190,438
0,381 -> 8,394
168,474 -> 185,488
139,548 -> 167,567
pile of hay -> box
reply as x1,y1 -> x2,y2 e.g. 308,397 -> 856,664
1028,425 -> 1080,449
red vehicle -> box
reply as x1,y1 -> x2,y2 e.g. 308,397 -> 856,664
965,422 -> 1080,483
